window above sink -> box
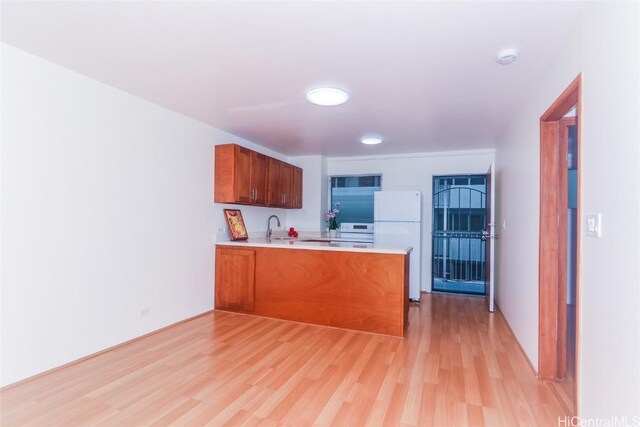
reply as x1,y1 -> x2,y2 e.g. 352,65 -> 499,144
329,174 -> 381,223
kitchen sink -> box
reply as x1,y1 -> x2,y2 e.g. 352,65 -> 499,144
270,236 -> 329,242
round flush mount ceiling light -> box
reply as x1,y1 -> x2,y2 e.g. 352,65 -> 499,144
496,48 -> 518,65
361,136 -> 383,145
306,87 -> 349,106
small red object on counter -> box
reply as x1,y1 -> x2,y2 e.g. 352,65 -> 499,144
288,227 -> 297,237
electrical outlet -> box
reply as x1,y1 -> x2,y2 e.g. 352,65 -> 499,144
586,213 -> 602,237
140,308 -> 150,318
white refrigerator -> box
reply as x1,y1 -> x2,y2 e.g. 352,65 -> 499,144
374,191 -> 422,301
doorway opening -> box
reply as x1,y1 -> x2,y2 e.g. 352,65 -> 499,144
432,175 -> 488,295
561,114 -> 578,412
539,75 -> 581,416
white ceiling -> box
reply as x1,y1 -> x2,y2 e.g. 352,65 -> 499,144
1,1 -> 584,156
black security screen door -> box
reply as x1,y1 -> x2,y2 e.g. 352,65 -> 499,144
432,175 -> 488,295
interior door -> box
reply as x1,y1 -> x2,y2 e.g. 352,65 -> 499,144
485,163 -> 496,312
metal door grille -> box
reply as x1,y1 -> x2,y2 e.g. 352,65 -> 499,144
432,176 -> 487,295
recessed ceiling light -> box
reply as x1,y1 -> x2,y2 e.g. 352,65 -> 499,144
306,87 -> 349,106
361,136 -> 383,145
497,48 -> 518,65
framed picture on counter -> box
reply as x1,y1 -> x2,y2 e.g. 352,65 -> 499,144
223,209 -> 249,241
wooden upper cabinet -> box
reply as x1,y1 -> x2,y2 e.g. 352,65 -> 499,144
235,146 -> 252,203
280,162 -> 293,207
266,157 -> 283,206
292,166 -> 303,208
214,144 -> 251,204
250,151 -> 267,205
267,159 -> 296,207
215,143 -> 302,209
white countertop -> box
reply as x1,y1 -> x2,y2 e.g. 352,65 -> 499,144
216,234 -> 412,255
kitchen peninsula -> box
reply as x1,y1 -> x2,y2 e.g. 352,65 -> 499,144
215,238 -> 411,336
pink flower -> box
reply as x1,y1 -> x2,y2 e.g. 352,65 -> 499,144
325,202 -> 341,229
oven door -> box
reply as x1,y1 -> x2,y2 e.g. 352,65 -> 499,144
331,232 -> 374,244
333,223 -> 374,243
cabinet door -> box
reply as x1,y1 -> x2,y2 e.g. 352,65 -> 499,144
250,151 -> 267,205
266,157 -> 282,206
234,146 -> 252,203
280,162 -> 293,207
215,247 -> 255,312
214,144 -> 251,204
292,166 -> 303,208
214,144 -> 235,203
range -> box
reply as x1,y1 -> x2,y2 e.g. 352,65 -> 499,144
331,223 -> 374,244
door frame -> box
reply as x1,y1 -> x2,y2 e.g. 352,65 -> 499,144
538,75 -> 581,412
485,163 -> 496,312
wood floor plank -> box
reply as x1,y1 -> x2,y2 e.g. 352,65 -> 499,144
1,294 -> 571,426
362,363 -> 401,426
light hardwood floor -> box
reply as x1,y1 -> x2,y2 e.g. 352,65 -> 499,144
1,294 -> 570,426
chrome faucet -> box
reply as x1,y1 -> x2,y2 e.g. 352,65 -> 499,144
266,215 -> 281,240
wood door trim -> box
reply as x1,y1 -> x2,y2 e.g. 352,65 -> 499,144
538,74 -> 582,416
539,120 -> 561,380
541,76 -> 580,122
557,117 -> 574,378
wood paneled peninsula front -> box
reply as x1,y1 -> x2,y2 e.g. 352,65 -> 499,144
215,239 -> 411,337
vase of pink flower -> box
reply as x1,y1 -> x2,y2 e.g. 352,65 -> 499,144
325,202 -> 341,237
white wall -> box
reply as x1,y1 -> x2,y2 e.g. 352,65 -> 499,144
327,150 -> 495,292
0,45 -> 289,386
495,1 -> 639,418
